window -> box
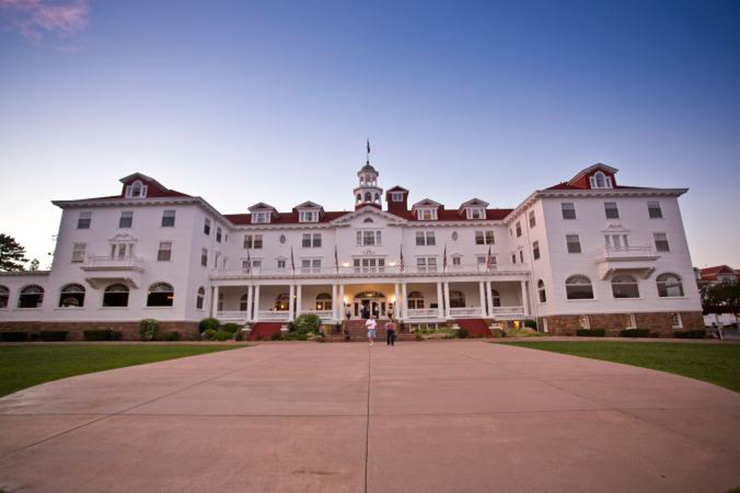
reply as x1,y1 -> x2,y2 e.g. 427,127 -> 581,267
519,250 -> 524,263
391,192 -> 404,202
201,248 -> 208,267
216,227 -> 222,243
196,287 -> 205,310
537,280 -> 546,303
671,313 -> 683,329
654,233 -> 670,252
238,293 -> 249,311
301,259 -> 322,273
417,257 -> 437,272
353,258 -> 385,273
656,273 -> 684,297
157,242 -> 172,261
452,256 -> 461,266
648,201 -> 663,219
566,234 -> 581,254
18,285 -> 44,308
103,284 -> 129,307
119,211 -> 133,228
416,231 -> 436,246
511,254 -> 517,265
528,210 -> 536,228
356,230 -> 382,246
274,293 -> 290,311
315,293 -> 332,311
417,208 -> 437,221
565,275 -> 594,300
252,211 -> 270,224
475,230 -> 495,245
604,202 -> 619,219
561,203 -> 576,220
515,222 -> 522,237
77,211 -> 91,229
467,208 -> 485,220
59,283 -> 85,307
161,210 -> 176,227
0,285 -> 8,308
204,218 -> 211,235
126,180 -> 147,198
277,259 -> 286,270
491,289 -> 501,307
302,233 -> 322,248
532,241 -> 540,260
578,315 -> 590,329
612,275 -> 640,298
110,243 -> 133,259
626,313 -> 637,329
605,234 -> 629,250
299,210 -> 319,223
147,282 -> 174,307
243,234 -> 263,249
590,171 -> 613,189
71,243 -> 86,263
449,291 -> 466,308
407,291 -> 424,309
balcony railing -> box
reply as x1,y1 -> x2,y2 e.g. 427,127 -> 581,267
81,255 -> 145,271
450,307 -> 483,317
217,310 -> 249,322
490,306 -> 525,316
407,308 -> 440,318
257,311 -> 290,322
594,245 -> 656,261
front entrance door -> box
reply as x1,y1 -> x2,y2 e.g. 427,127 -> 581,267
352,291 -> 387,319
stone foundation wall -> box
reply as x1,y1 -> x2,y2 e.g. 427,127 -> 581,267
540,311 -> 704,337
0,321 -> 199,341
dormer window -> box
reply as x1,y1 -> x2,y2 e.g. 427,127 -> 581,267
417,208 -> 437,221
590,171 -> 613,189
126,180 -> 147,198
252,211 -> 271,224
299,210 -> 319,223
466,208 -> 486,220
391,192 -> 404,202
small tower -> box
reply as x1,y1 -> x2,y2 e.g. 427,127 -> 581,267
353,143 -> 383,209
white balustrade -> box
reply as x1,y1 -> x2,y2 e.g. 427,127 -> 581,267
449,307 -> 482,318
258,311 -> 289,321
407,308 -> 440,318
217,311 -> 249,321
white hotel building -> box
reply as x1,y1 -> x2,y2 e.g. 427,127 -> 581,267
0,160 -> 703,339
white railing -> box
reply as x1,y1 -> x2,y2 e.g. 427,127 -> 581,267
407,308 -> 440,318
450,307 -> 483,317
82,255 -> 145,270
217,310 -> 249,321
301,309 -> 334,320
594,245 -> 655,261
257,311 -> 289,321
490,306 -> 525,316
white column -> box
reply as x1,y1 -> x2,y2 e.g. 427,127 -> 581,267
485,280 -> 493,318
401,282 -> 408,320
339,282 -> 345,320
253,284 -> 260,322
296,284 -> 303,317
394,283 -> 400,319
288,284 -> 295,320
479,281 -> 487,318
436,282 -> 444,319
211,285 -> 219,318
246,284 -> 253,321
331,283 -> 338,321
444,281 -> 451,319
520,280 -> 530,317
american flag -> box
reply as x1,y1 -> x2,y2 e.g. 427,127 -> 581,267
486,245 -> 492,272
443,244 -> 448,272
290,246 -> 295,274
399,245 -> 405,272
245,248 -> 251,274
367,139 -> 371,156
334,245 -> 339,274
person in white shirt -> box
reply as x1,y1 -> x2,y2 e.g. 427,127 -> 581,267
366,316 -> 377,346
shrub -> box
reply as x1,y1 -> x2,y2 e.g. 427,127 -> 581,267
39,331 -> 68,342
458,328 -> 469,339
201,329 -> 217,341
83,329 -> 114,341
271,332 -> 282,341
139,319 -> 159,341
198,318 -> 220,334
620,328 -> 651,338
111,330 -> 123,341
220,323 -> 240,334
212,330 -> 233,341
234,331 -> 245,341
674,329 -> 706,339
523,319 -> 537,329
294,314 -> 321,335
165,331 -> 182,341
0,332 -> 29,342
576,328 -> 606,337
282,332 -> 309,341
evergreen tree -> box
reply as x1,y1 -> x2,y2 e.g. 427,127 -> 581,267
0,234 -> 28,272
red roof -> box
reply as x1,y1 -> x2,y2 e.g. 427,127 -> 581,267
224,211 -> 351,225
699,265 -> 738,281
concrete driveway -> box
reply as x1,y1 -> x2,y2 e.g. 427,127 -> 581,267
0,341 -> 738,493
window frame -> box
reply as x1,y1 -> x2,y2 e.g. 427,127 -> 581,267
157,241 -> 173,262
566,234 -> 582,254
119,211 -> 133,229
561,202 -> 577,220
604,202 -> 620,219
565,275 -> 595,300
77,211 -> 92,230
648,201 -> 663,219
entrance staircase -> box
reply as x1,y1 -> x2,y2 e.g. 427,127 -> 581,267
344,320 -> 387,341
455,319 -> 492,338
247,322 -> 282,341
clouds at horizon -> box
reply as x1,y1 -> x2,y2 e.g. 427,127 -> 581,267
0,0 -> 88,42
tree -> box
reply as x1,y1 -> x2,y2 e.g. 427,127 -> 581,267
0,234 -> 28,272
29,259 -> 40,271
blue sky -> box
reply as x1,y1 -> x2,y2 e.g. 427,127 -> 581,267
0,0 -> 738,268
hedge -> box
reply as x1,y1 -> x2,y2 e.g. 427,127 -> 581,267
139,319 -> 159,341
84,329 -> 114,341
199,318 -> 220,334
39,331 -> 69,341
674,329 -> 706,339
619,328 -> 651,338
576,328 -> 606,337
220,323 -> 240,334
0,332 -> 28,342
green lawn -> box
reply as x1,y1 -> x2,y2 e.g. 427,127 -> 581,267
0,344 -> 244,398
501,341 -> 740,393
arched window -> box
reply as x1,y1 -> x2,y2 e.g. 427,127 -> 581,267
316,292 -> 332,311
363,217 -> 374,223
127,180 -> 147,198
407,291 -> 424,309
611,275 -> 640,299
59,283 -> 85,307
364,192 -> 371,202
18,285 -> 44,308
537,280 -> 547,303
374,193 -> 380,202
103,283 -> 129,307
356,194 -> 362,203
590,171 -> 612,189
449,290 -> 465,308
565,275 -> 594,300
275,293 -> 290,311
196,287 -> 205,310
147,282 -> 174,307
491,288 -> 501,307
239,292 -> 249,311
0,285 -> 9,309
656,273 -> 684,298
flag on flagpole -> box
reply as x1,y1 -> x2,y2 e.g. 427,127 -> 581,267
334,245 -> 339,274
443,244 -> 448,272
245,248 -> 252,275
486,245 -> 492,272
399,245 -> 405,272
367,139 -> 371,156
290,246 -> 295,275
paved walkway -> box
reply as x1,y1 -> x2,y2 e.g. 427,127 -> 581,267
0,341 -> 738,493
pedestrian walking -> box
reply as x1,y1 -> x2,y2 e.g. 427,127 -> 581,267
385,318 -> 396,346
366,315 -> 377,346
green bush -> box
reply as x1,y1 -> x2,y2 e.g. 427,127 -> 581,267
576,328 -> 606,337
458,328 -> 469,339
620,328 -> 651,338
84,329 -> 113,341
139,319 -> 159,341
212,330 -> 233,341
524,319 -> 537,329
282,332 -> 308,341
164,331 -> 182,341
39,331 -> 68,341
294,314 -> 321,335
674,329 -> 706,339
220,323 -> 240,334
111,330 -> 123,341
199,318 -> 220,334
234,331 -> 245,341
201,328 -> 217,341
0,332 -> 28,342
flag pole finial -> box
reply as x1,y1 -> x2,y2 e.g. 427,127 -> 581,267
366,139 -> 371,164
